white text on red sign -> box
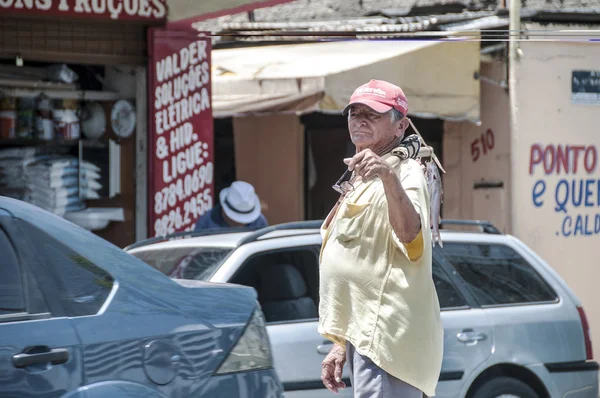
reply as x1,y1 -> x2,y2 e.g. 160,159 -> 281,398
0,0 -> 167,20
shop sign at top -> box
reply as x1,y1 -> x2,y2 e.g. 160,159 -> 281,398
0,0 -> 167,21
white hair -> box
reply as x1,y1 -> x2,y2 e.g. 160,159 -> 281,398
389,108 -> 404,123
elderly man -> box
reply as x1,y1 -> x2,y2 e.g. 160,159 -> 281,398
318,80 -> 443,398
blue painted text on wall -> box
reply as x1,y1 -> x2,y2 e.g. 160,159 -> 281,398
530,144 -> 600,237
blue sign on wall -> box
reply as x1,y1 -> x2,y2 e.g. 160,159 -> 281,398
572,70 -> 600,105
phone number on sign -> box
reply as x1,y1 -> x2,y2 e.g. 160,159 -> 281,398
154,189 -> 212,236
154,163 -> 213,215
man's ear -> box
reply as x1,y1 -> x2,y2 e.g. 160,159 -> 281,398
396,118 -> 410,138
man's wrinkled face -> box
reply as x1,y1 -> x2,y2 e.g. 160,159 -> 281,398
347,103 -> 403,149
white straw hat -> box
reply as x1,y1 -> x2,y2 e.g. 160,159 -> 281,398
219,181 -> 262,224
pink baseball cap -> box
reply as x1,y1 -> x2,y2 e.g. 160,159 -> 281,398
343,79 -> 409,116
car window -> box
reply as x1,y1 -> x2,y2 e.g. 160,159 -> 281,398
0,229 -> 25,315
432,257 -> 468,310
441,242 -> 558,306
130,247 -> 233,280
231,246 -> 320,324
20,222 -> 114,317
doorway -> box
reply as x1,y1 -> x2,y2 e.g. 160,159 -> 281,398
302,113 -> 444,221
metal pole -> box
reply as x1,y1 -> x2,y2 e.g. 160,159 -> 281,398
509,0 -> 521,62
508,0 -> 521,235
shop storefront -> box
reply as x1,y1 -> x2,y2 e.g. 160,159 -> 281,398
0,3 -> 162,248
0,0 -> 299,246
0,0 -> 215,248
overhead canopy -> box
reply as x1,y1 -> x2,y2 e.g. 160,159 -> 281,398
167,0 -> 295,25
212,39 -> 481,122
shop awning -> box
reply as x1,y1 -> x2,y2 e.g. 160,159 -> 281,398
212,39 -> 481,122
167,0 -> 296,26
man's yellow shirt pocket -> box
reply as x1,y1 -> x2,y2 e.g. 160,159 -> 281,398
335,202 -> 371,242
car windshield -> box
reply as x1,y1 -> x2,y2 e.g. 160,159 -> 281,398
131,247 -> 233,281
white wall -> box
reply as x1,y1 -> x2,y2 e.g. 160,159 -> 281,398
443,60 -> 511,233
512,23 -> 600,359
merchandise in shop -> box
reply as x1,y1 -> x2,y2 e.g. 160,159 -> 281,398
0,97 -> 16,139
36,96 -> 54,141
1,60 -> 133,237
111,99 -> 136,139
21,155 -> 84,215
16,97 -> 35,139
80,101 -> 107,140
0,147 -> 37,201
0,148 -> 107,216
46,64 -> 79,85
54,99 -> 80,140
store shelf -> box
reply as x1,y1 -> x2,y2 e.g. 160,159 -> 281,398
0,138 -> 108,148
0,78 -> 76,90
0,78 -> 123,101
4,88 -> 121,101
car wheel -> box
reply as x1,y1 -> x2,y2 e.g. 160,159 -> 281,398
472,376 -> 539,398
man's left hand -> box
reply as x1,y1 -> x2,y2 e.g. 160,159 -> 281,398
344,149 -> 393,182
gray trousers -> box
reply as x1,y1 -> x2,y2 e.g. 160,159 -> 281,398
346,342 -> 423,398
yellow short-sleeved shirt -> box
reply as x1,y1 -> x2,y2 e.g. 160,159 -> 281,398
318,154 -> 443,397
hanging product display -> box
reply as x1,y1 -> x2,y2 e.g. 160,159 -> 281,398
81,101 -> 107,140
111,99 -> 136,139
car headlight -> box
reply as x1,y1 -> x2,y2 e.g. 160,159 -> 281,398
215,307 -> 273,374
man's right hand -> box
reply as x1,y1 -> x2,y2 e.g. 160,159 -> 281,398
321,343 -> 347,393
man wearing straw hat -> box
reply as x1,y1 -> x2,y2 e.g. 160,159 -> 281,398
194,181 -> 268,230
318,80 -> 443,397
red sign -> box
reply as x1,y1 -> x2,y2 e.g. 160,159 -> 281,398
148,28 -> 214,237
0,0 -> 167,21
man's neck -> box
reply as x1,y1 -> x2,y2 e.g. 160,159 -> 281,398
357,137 -> 401,157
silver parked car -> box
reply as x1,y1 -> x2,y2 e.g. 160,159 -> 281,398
126,220 -> 599,398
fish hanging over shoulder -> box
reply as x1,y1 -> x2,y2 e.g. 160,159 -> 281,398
426,161 -> 443,248
403,119 -> 446,247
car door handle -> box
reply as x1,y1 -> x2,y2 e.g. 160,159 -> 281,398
317,341 -> 334,355
456,330 -> 487,344
13,347 -> 69,368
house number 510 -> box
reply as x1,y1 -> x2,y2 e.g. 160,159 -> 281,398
471,129 -> 495,162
